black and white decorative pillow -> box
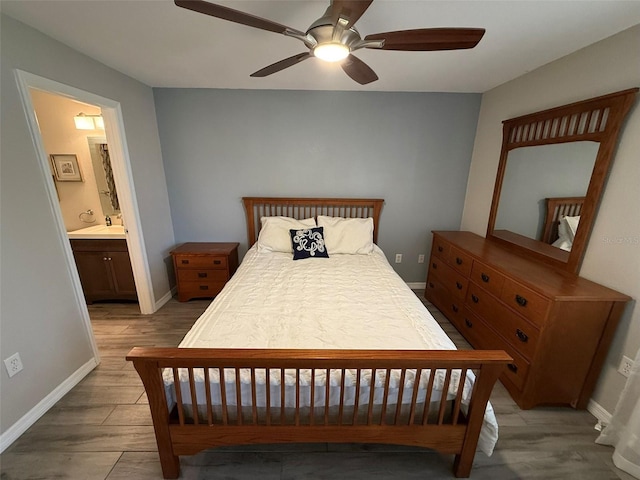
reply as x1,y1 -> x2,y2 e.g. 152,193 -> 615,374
289,227 -> 329,260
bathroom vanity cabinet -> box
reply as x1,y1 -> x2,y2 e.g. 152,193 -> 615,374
70,239 -> 137,303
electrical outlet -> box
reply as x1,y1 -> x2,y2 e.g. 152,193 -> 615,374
618,355 -> 633,378
418,254 -> 425,264
395,254 -> 402,263
4,353 -> 23,378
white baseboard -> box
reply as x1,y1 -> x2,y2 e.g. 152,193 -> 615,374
588,399 -> 612,426
154,287 -> 177,312
0,357 -> 97,453
407,282 -> 426,290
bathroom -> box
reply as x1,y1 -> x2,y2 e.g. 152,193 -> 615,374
30,88 -> 138,304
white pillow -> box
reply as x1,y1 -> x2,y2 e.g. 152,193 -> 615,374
317,216 -> 374,254
257,216 -> 316,253
563,215 -> 580,241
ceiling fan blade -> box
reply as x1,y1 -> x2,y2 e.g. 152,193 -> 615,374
174,0 -> 303,35
341,54 -> 378,85
250,52 -> 312,78
364,28 -> 485,51
331,0 -> 374,29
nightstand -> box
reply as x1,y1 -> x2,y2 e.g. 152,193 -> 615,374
171,242 -> 239,302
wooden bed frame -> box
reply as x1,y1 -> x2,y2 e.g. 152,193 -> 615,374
540,196 -> 585,244
127,197 -> 510,479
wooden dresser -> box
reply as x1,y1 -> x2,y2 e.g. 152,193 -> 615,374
425,231 -> 629,409
171,242 -> 239,302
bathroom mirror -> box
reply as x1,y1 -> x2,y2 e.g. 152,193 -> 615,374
88,137 -> 120,217
487,88 -> 637,274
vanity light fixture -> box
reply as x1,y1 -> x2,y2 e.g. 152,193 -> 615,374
74,112 -> 104,130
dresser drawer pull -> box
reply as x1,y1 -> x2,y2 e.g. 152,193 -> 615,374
481,273 -> 490,283
507,364 -> 518,373
516,329 -> 529,343
213,260 -> 221,265
199,285 -> 209,290
456,281 -> 463,290
471,294 -> 479,303
464,318 -> 473,328
452,304 -> 459,313
456,257 -> 463,265
428,282 -> 435,289
437,246 -> 444,252
515,294 -> 528,307
198,272 -> 208,278
181,259 -> 189,265
432,262 -> 437,269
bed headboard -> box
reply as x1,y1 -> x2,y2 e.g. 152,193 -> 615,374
243,197 -> 385,247
540,196 -> 585,244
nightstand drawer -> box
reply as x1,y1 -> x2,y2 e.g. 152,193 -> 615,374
174,255 -> 227,269
177,269 -> 229,283
180,281 -> 226,298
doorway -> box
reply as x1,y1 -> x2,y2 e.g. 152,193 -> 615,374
14,70 -> 156,360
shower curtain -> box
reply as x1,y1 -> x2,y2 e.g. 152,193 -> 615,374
596,347 -> 640,479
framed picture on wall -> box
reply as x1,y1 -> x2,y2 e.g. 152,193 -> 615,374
50,154 -> 83,182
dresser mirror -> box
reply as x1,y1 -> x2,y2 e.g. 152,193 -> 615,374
487,88 -> 638,274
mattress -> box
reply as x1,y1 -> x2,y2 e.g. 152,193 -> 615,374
168,244 -> 499,455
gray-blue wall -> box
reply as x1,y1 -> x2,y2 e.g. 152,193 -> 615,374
154,88 -> 481,281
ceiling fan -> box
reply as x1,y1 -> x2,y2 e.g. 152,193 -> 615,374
174,0 -> 485,85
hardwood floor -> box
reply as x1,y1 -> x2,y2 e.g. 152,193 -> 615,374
0,293 -> 633,480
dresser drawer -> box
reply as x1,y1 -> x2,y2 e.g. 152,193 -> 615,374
470,261 -> 505,298
460,308 -> 529,391
177,269 -> 229,283
426,277 -> 464,323
432,236 -> 451,262
429,256 -> 468,300
448,246 -> 473,277
466,283 -> 540,361
500,279 -> 550,327
174,255 -> 228,270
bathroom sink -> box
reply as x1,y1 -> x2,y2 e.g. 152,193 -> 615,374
67,224 -> 126,239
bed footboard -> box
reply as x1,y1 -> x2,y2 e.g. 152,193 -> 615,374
126,348 -> 510,478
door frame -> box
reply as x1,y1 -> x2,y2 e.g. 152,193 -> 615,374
14,70 -> 157,358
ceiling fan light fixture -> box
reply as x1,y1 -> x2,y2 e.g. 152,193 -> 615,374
313,43 -> 349,62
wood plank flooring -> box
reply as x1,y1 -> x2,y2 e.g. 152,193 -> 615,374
0,293 -> 633,480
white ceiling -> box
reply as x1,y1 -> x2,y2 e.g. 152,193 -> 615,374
3,0 -> 640,92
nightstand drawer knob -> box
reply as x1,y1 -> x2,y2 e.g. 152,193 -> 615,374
198,272 -> 208,278
213,260 -> 221,265
199,285 -> 209,290
181,259 -> 189,265
437,246 -> 443,252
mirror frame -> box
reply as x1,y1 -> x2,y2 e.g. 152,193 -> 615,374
487,88 -> 638,274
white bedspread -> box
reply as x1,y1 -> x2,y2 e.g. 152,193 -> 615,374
174,245 -> 499,455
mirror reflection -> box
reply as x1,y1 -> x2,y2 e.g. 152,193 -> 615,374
494,142 -> 598,252
88,137 -> 120,217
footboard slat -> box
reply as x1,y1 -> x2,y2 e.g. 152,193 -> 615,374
127,348 -> 511,479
